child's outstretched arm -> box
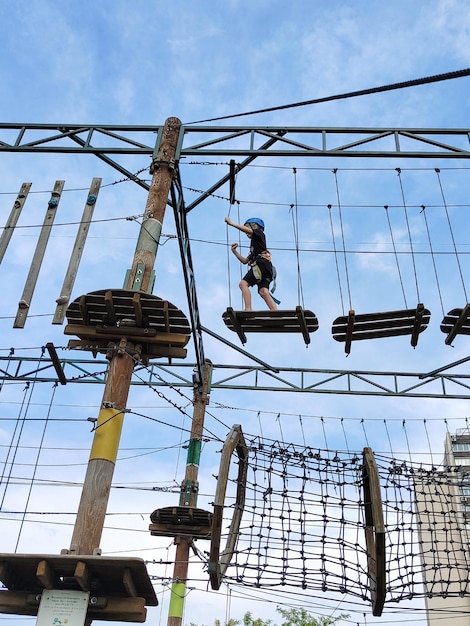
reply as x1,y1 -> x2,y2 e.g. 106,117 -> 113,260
225,216 -> 252,236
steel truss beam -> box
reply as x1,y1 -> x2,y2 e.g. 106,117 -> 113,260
0,124 -> 470,159
1,356 -> 470,399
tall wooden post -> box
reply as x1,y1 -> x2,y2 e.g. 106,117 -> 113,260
167,361 -> 212,626
68,117 -> 182,556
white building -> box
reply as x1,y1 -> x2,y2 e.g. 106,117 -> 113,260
414,429 -> 470,625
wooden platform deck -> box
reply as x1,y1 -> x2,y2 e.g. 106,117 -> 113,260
332,305 -> 431,354
64,289 -> 191,361
0,553 -> 157,621
222,306 -> 319,345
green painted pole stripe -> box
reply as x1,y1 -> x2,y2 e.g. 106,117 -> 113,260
187,439 -> 201,465
168,582 -> 186,617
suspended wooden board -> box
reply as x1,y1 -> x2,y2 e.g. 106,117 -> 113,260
440,304 -> 470,345
222,306 -> 319,345
332,304 -> 430,355
64,289 -> 191,362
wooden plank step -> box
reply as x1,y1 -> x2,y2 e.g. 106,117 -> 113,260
222,306 -> 319,345
440,305 -> 470,345
332,305 -> 430,354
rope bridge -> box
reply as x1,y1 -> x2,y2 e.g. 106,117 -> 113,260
210,432 -> 470,615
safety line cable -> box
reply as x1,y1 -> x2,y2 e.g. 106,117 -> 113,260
290,168 -> 305,307
420,205 -> 445,317
333,169 -> 352,311
396,169 -> 420,303
328,204 -> 345,315
14,382 -> 58,552
186,68 -> 470,124
384,205 -> 408,308
435,168 -> 468,302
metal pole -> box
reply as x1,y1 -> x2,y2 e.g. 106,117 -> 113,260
68,117 -> 182,556
167,361 -> 213,626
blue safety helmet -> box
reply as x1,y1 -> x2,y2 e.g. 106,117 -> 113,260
244,217 -> 265,230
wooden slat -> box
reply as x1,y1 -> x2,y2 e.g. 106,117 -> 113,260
0,182 -> 31,264
52,177 -> 102,324
14,181 -> 64,328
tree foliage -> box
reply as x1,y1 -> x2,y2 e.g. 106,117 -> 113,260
189,606 -> 349,626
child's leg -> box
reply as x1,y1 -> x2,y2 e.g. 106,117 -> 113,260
258,287 -> 278,311
239,279 -> 253,311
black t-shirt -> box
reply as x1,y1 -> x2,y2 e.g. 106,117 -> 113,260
248,228 -> 267,262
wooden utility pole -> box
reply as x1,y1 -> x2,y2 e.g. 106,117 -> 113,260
167,361 -> 212,626
69,117 -> 182,556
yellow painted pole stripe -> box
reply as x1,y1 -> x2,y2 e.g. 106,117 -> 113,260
168,582 -> 186,618
90,407 -> 124,462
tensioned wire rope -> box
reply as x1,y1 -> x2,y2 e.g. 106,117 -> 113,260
14,380 -> 58,552
185,68 -> 470,124
290,167 -> 305,309
435,167 -> 469,304
0,346 -> 47,514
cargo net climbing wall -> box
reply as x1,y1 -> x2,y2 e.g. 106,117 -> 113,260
210,435 -> 470,615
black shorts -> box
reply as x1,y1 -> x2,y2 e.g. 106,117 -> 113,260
243,258 -> 273,290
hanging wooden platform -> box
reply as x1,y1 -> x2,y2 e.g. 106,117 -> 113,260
222,306 -> 319,345
64,289 -> 191,362
332,304 -> 431,355
440,305 -> 470,345
149,506 -> 213,537
0,553 -> 157,622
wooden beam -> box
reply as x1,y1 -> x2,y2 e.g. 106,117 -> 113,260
63,324 -> 188,345
133,293 -> 143,327
224,307 -> 247,344
345,310 -> 355,355
410,303 -> 425,347
45,342 -> 67,385
362,447 -> 386,617
122,568 -> 137,598
36,560 -> 55,589
445,303 -> 470,345
79,294 -> 90,325
74,560 -> 90,591
0,182 -> 31,264
53,177 -> 102,324
105,290 -> 117,325
14,180 -> 64,328
295,306 -> 311,345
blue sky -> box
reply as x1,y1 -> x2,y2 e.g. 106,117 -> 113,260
1,1 -> 470,625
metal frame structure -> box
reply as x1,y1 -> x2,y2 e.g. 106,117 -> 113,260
1,355 -> 470,399
1,122 -> 470,394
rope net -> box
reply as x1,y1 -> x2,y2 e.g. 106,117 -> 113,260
218,437 -> 470,605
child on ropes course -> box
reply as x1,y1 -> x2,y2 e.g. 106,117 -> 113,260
225,215 -> 279,311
